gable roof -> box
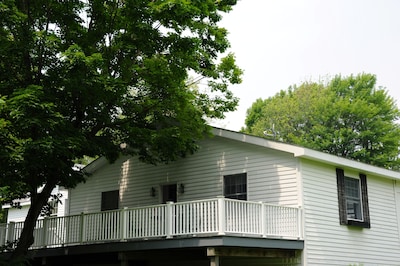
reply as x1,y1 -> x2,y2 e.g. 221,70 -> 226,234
213,128 -> 400,180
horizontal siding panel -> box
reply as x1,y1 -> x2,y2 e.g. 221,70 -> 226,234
7,206 -> 29,223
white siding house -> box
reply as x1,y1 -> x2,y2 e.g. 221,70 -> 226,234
4,186 -> 69,223
69,135 -> 300,215
302,159 -> 400,265
3,128 -> 400,266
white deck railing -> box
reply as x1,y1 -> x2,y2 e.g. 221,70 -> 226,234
0,198 -> 302,249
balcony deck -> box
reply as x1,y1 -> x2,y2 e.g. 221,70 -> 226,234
0,198 -> 303,250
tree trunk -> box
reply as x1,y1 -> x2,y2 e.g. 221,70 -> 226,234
8,181 -> 57,265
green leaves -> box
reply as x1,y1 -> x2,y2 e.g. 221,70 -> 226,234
0,0 -> 241,239
0,0 -> 237,258
245,74 -> 400,169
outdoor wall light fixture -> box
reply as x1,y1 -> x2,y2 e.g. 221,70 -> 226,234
151,187 -> 156,197
179,183 -> 185,194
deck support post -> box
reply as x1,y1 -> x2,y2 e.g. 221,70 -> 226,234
209,255 -> 220,266
118,252 -> 129,266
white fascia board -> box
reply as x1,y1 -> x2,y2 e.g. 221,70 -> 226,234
212,128 -> 305,155
299,148 -> 400,180
212,127 -> 400,180
2,199 -> 31,209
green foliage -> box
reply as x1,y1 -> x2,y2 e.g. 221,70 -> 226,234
244,74 -> 400,169
0,0 -> 241,258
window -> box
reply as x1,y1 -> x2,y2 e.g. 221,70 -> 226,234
336,168 -> 370,228
344,176 -> 362,220
224,173 -> 247,200
162,184 -> 177,203
49,200 -> 58,217
101,190 -> 119,211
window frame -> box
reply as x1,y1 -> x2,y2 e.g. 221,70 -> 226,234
336,168 -> 370,228
224,173 -> 247,200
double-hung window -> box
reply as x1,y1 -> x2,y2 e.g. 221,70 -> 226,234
49,200 -> 58,217
336,168 -> 370,228
344,176 -> 363,220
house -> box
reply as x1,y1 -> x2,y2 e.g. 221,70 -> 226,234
4,165 -> 83,224
3,127 -> 400,265
3,185 -> 69,223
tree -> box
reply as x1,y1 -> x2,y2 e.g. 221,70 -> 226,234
244,74 -> 400,169
0,0 -> 242,263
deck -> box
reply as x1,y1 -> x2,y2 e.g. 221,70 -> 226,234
0,198 -> 303,249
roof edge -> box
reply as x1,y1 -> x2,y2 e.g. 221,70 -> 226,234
212,127 -> 400,180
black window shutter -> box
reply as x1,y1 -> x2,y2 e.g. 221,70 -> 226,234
336,168 -> 348,225
359,173 -> 371,228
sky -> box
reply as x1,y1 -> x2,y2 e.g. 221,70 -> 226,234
211,0 -> 400,131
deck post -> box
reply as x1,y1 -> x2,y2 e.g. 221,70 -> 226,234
207,248 -> 220,266
120,207 -> 128,240
7,222 -> 15,243
260,201 -> 266,238
166,201 -> 173,238
42,217 -> 48,248
297,206 -> 302,239
217,196 -> 225,235
210,256 -> 220,266
79,212 -> 85,244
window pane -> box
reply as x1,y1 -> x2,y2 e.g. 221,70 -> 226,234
49,200 -> 58,216
101,190 -> 119,211
224,173 -> 247,200
162,184 -> 177,203
344,177 -> 363,220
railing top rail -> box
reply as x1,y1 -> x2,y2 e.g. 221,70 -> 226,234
2,197 -> 303,250
6,198 -> 302,224
222,198 -> 301,209
172,198 -> 218,206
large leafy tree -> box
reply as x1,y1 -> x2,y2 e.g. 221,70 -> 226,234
245,74 -> 400,169
0,0 -> 242,262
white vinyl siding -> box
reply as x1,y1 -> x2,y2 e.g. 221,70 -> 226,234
5,186 -> 69,222
69,136 -> 300,215
301,159 -> 400,265
69,158 -> 123,214
56,187 -> 69,217
7,206 -> 29,223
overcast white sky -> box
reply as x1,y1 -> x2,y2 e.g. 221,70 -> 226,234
211,0 -> 400,131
